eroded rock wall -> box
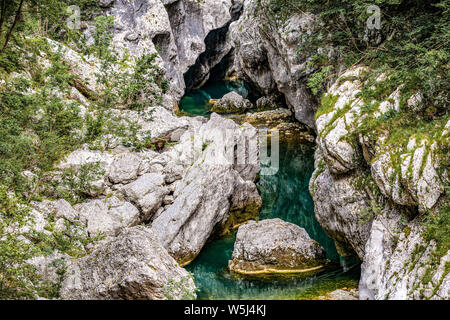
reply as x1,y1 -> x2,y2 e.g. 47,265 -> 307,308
310,66 -> 449,300
230,0 -> 319,128
97,0 -> 243,100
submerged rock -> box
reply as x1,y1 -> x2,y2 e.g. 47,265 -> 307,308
210,91 -> 253,114
320,288 -> 358,300
60,226 -> 196,300
228,219 -> 327,274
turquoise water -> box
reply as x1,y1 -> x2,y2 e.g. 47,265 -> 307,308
186,139 -> 360,300
179,80 -> 250,116
183,82 -> 360,300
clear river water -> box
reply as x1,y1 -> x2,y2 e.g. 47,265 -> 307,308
180,80 -> 360,300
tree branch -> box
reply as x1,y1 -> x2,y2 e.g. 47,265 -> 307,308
0,0 -> 24,53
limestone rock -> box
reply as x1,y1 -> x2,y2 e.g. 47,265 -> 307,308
108,153 -> 143,184
309,150 -> 372,259
120,173 -> 170,221
33,199 -> 79,223
60,226 -> 196,300
228,219 -> 327,274
256,95 -> 282,112
27,251 -> 70,288
315,67 -> 367,174
75,196 -> 140,237
230,0 -> 277,95
151,113 -> 261,265
98,0 -> 242,100
210,91 -> 253,114
311,66 -> 449,300
56,149 -> 114,170
231,0 -> 318,128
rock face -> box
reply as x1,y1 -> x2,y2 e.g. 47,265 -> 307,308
97,0 -> 244,100
360,219 -> 450,300
60,226 -> 196,300
228,219 -> 327,274
210,91 -> 253,114
230,0 -> 318,128
49,106 -> 263,298
309,151 -> 372,259
75,196 -> 140,237
151,113 -> 261,265
309,66 -> 449,300
53,105 -> 262,268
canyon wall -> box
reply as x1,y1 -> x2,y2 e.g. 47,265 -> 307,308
231,0 -> 449,300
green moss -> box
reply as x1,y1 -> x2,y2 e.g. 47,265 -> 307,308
296,279 -> 358,300
403,226 -> 412,238
319,101 -> 352,138
315,93 -> 339,120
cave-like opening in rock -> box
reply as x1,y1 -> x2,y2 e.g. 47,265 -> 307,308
152,32 -> 172,61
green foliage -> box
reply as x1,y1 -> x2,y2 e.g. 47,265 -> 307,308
306,56 -> 334,95
359,200 -> 384,225
423,188 -> 450,258
0,186 -> 41,299
260,0 -> 449,111
162,273 -> 197,300
0,76 -> 84,192
0,0 -> 168,299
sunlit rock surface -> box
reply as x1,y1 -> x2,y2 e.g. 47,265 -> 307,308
60,226 -> 196,300
228,219 -> 327,274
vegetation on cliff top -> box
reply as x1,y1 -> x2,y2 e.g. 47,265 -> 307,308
260,0 -> 449,262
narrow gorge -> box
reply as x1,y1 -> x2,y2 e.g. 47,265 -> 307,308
0,0 -> 448,301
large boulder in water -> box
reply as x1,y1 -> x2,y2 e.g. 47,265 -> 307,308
60,226 -> 196,300
228,219 -> 327,274
151,113 -> 261,266
210,91 -> 253,114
